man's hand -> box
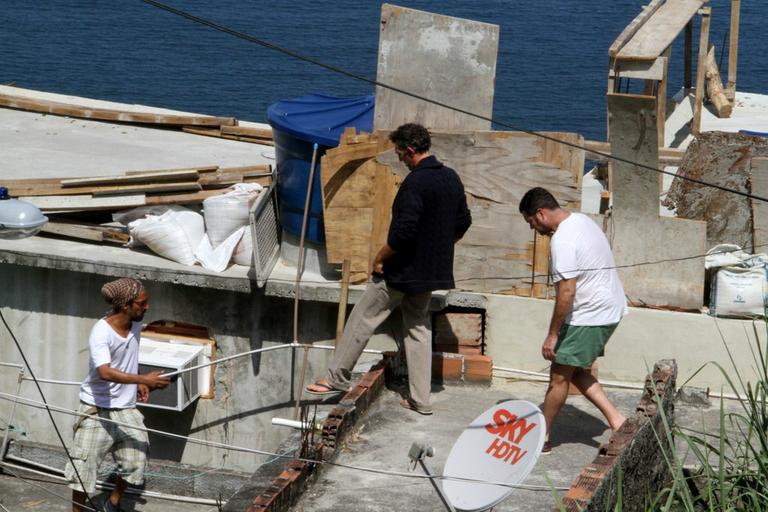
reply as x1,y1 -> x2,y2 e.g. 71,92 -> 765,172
372,259 -> 384,275
142,370 -> 170,390
542,334 -> 558,361
137,384 -> 150,402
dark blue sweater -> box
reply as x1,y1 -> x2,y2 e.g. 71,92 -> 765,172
384,155 -> 472,294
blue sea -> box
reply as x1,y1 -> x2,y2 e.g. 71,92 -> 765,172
2,1 -> 766,141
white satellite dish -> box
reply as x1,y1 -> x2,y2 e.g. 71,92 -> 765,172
442,400 -> 546,512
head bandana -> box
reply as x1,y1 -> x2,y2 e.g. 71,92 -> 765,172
101,278 -> 144,310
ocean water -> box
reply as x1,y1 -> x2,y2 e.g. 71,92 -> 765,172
2,0 -> 766,141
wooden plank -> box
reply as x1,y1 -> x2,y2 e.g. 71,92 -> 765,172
126,165 -> 219,175
182,126 -> 274,145
220,125 -> 273,139
727,0 -> 741,93
24,194 -> 146,211
750,157 -> 768,253
584,139 -> 685,164
692,8 -> 711,134
609,0 -> 665,57
144,188 -> 227,206
61,169 -> 201,187
40,221 -> 130,244
91,181 -> 201,197
657,51 -> 670,147
374,3 -> 498,130
617,0 -> 705,61
610,57 -> 667,81
0,92 -> 236,126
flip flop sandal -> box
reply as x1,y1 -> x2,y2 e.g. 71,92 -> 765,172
399,398 -> 433,415
306,382 -> 343,396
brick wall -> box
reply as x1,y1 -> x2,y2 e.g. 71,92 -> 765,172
560,359 -> 678,512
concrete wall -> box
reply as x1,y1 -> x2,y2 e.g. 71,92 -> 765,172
485,293 -> 766,392
0,264 -> 340,472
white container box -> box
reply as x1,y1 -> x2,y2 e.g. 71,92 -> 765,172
137,338 -> 205,411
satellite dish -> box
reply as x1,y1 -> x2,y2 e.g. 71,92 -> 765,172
442,400 -> 546,512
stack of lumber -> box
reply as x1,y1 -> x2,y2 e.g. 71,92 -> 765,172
4,165 -> 271,245
0,88 -> 273,145
183,125 -> 274,146
4,165 -> 272,211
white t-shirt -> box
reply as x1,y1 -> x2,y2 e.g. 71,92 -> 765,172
550,213 -> 628,326
79,319 -> 141,409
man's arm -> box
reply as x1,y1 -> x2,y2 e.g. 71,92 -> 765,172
96,365 -> 169,389
542,278 -> 576,361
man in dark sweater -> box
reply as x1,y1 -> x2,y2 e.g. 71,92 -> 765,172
307,123 -> 471,414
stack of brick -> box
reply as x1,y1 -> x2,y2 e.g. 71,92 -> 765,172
432,310 -> 492,383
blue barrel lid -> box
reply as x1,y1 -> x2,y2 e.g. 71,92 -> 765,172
267,93 -> 374,147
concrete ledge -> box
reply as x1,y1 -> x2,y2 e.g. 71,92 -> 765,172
560,359 -> 677,512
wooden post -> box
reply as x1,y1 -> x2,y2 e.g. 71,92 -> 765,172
335,259 -> 351,348
727,0 -> 741,97
692,8 -> 711,135
657,52 -> 670,148
684,20 -> 693,95
705,45 -> 733,118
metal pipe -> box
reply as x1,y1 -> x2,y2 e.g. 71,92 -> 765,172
293,143 -> 320,420
0,460 -> 223,506
0,367 -> 24,459
271,417 -> 310,430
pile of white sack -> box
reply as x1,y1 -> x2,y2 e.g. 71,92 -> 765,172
124,184 -> 263,272
705,243 -> 768,318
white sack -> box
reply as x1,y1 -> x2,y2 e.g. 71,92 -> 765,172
128,210 -> 204,266
232,229 -> 253,266
203,184 -> 262,248
710,266 -> 767,318
195,227 -> 246,272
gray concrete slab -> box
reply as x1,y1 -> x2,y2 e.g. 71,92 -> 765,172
292,379 -> 745,512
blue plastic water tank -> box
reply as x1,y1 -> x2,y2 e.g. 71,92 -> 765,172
267,93 -> 374,244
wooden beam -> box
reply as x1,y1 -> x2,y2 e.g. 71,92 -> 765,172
584,140 -> 685,164
727,0 -> 741,95
657,51 -> 670,147
617,0 -> 704,61
0,92 -> 236,126
40,220 -> 130,244
610,57 -> 667,81
61,169 -> 201,187
90,182 -> 201,197
684,20 -> 693,94
705,45 -> 733,118
692,7 -> 712,135
24,194 -> 146,211
220,125 -> 273,139
609,0 -> 665,57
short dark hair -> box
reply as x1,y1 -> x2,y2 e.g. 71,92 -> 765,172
518,187 -> 560,216
389,123 -> 431,153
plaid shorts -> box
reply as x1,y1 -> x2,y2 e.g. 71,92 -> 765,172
65,402 -> 149,493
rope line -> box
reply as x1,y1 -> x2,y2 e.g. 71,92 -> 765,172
137,0 -> 768,204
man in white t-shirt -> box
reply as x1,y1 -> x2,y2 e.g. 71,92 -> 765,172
519,187 -> 628,454
65,278 -> 169,512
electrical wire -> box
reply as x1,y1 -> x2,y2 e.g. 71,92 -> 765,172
0,391 -> 569,492
137,0 -> 768,205
0,309 -> 99,512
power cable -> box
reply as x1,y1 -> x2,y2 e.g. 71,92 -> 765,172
137,0 -> 768,204
0,391 -> 569,492
0,309 -> 99,512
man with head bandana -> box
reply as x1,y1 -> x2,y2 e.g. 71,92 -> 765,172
65,278 -> 170,512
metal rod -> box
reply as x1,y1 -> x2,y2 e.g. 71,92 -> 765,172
418,459 -> 456,512
0,367 -> 24,459
293,143 -> 320,420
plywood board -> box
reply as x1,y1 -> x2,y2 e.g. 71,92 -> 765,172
374,4 -> 499,130
617,0 -> 704,61
751,158 -> 768,253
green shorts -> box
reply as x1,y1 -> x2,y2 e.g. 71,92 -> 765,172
554,323 -> 619,368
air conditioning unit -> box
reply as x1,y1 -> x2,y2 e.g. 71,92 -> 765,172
137,339 -> 205,411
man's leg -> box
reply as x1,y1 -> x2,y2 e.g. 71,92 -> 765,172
107,477 -> 128,507
72,490 -> 87,512
571,367 -> 626,431
400,291 -> 432,409
543,363 -> 576,441
325,278 -> 400,391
